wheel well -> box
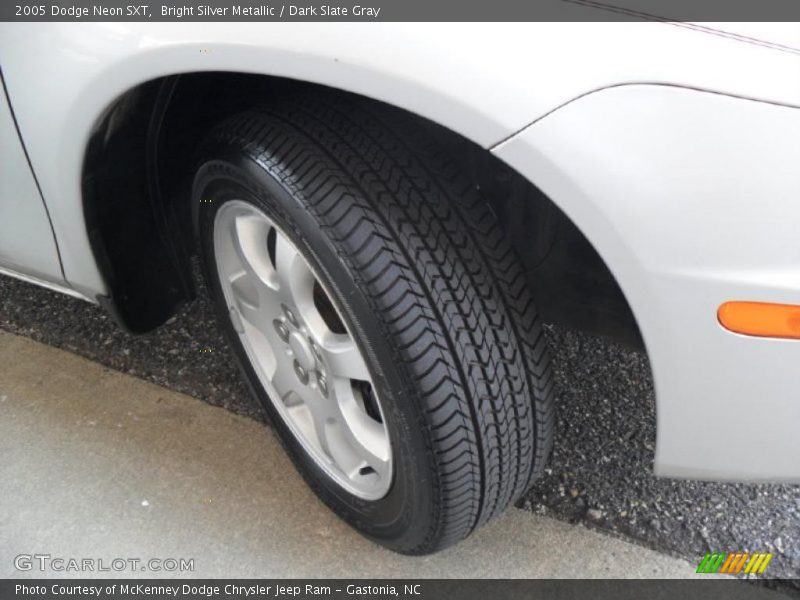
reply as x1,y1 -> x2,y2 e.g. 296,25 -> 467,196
83,72 -> 643,347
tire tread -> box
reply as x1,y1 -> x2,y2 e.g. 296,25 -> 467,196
203,93 -> 554,553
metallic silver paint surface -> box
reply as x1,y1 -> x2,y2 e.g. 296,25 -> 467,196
0,89 -> 63,285
495,85 -> 800,481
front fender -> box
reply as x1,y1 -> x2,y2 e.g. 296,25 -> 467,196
493,84 -> 800,481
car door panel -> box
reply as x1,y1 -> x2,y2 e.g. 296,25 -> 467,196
0,77 -> 64,284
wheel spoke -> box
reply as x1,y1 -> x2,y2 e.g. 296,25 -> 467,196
230,274 -> 292,351
333,379 -> 390,477
228,274 -> 263,326
309,402 -> 335,458
228,213 -> 282,332
340,406 -> 391,479
269,358 -> 298,401
299,386 -> 339,457
321,334 -> 371,381
273,230 -> 315,314
232,214 -> 278,291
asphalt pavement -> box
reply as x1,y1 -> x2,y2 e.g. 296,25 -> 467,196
1,272 -> 798,589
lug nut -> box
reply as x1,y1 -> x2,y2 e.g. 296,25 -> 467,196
293,360 -> 309,384
273,319 -> 290,342
318,373 -> 328,397
282,304 -> 299,327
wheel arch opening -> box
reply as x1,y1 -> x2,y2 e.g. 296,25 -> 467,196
82,71 -> 644,349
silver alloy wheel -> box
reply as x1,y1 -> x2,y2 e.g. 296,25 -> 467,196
213,200 -> 392,500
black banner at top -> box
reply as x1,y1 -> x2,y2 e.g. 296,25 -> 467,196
3,0 -> 800,22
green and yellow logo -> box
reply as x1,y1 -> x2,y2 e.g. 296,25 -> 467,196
696,552 -> 773,575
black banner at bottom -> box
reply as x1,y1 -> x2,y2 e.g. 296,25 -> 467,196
2,579 -> 797,600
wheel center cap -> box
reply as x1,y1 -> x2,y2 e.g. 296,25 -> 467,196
289,331 -> 316,371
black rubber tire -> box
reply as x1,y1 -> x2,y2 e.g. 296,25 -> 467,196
193,92 -> 554,554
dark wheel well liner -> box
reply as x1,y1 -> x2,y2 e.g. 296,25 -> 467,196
82,72 -> 643,348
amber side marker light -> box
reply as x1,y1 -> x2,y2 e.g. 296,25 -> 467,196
718,301 -> 800,340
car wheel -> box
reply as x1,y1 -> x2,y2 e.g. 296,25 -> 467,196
193,93 -> 554,554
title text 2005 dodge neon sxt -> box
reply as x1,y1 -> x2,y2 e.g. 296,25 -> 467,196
1,21 -> 799,553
